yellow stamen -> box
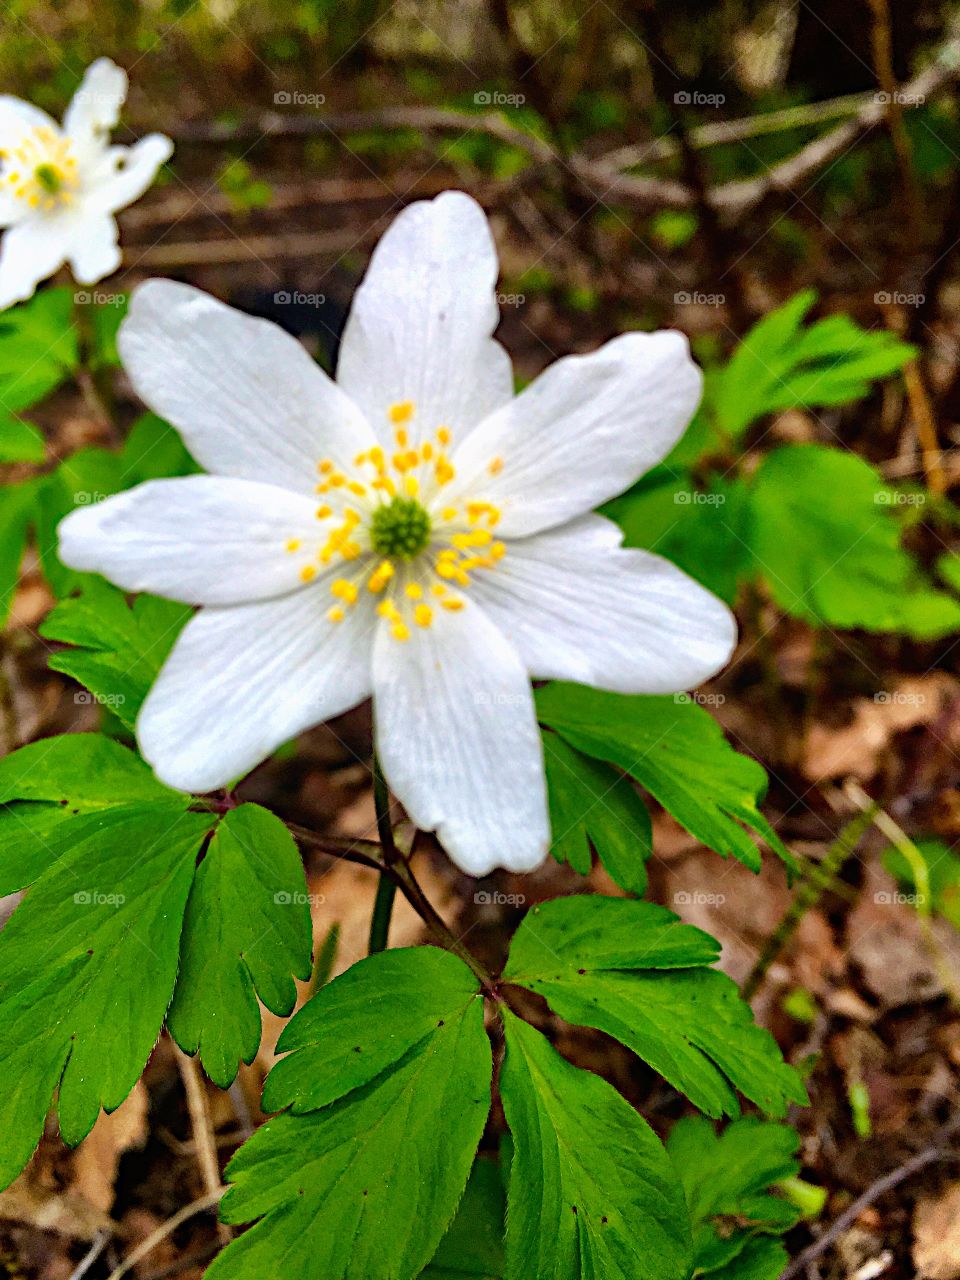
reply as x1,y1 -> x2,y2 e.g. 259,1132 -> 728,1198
405,583 -> 423,599
389,401 -> 415,425
285,538 -> 301,553
391,623 -> 411,641
414,604 -> 433,628
328,606 -> 345,623
488,456 -> 504,475
300,565 -> 317,582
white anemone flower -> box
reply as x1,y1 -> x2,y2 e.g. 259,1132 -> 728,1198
58,191 -> 736,876
0,58 -> 172,309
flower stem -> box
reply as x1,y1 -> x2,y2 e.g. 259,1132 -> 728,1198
368,753 -> 399,954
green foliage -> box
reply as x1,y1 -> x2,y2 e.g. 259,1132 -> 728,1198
884,837 -> 960,928
746,445 -> 960,638
710,289 -> 914,442
667,1116 -> 803,1280
0,481 -> 37,627
542,731 -> 651,893
0,735 -> 313,1188
422,1160 -> 504,1279
0,288 -> 77,411
500,1010 -> 690,1280
167,804 -> 313,1087
537,683 -> 791,874
503,896 -> 807,1118
210,948 -> 491,1280
41,578 -> 190,730
0,418 -> 44,463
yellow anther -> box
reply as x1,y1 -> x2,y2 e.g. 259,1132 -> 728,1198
491,541 -> 506,560
348,481 -> 367,497
316,482 -> 330,495
315,504 -> 332,518
403,474 -> 420,498
405,583 -> 423,599
441,506 -> 458,522
438,548 -> 459,561
389,401 -> 415,425
393,452 -> 410,473
368,561 -> 395,592
421,442 -> 434,461
414,604 -> 433,628
452,533 -> 474,551
341,541 -> 362,560
285,538 -> 302,553
391,622 -> 411,642
328,473 -> 345,488
372,476 -> 397,496
300,565 -> 317,582
437,426 -> 451,446
354,451 -> 368,466
471,528 -> 493,546
488,456 -> 504,475
328,606 -> 345,623
318,459 -> 334,474
377,600 -> 401,622
331,579 -> 359,604
435,459 -> 455,486
369,446 -> 385,471
431,584 -> 448,597
395,427 -> 409,448
441,597 -> 465,611
436,561 -> 458,580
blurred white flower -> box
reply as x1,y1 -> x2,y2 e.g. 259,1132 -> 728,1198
0,58 -> 172,308
58,191 -> 736,876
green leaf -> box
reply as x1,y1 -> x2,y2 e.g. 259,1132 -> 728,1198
883,837 -> 960,929
499,1010 -> 690,1280
746,444 -> 960,637
542,731 -> 651,893
121,412 -> 199,484
41,577 -> 191,729
422,1159 -> 505,1279
0,804 -> 212,1187
503,896 -> 807,1118
667,1116 -> 802,1277
603,467 -> 750,604
0,480 -> 36,627
167,804 -> 313,1088
263,945 -> 485,1114
210,948 -> 491,1280
0,416 -> 45,463
0,288 -> 78,412
0,733 -> 186,894
35,447 -> 126,597
711,290 -> 914,440
536,683 -> 792,874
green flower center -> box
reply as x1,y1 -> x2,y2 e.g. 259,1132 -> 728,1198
34,163 -> 63,195
369,496 -> 432,560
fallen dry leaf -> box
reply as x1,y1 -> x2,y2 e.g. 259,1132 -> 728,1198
914,1182 -> 960,1278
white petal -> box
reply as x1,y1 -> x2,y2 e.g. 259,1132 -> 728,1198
118,280 -> 376,493
0,217 -> 69,310
58,476 -> 330,604
336,190 -> 512,451
446,330 -> 702,537
67,211 -> 121,283
138,590 -> 377,792
472,514 -> 737,692
85,135 -> 173,214
0,95 -> 59,139
63,59 -> 127,161
372,600 -> 548,875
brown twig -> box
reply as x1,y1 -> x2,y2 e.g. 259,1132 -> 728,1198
867,0 -> 922,242
781,1117 -> 960,1279
104,1189 -> 224,1280
173,1046 -> 228,1245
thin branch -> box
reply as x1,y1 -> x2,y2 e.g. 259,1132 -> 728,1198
781,1118 -> 960,1280
104,1189 -> 224,1280
173,1046 -> 228,1245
